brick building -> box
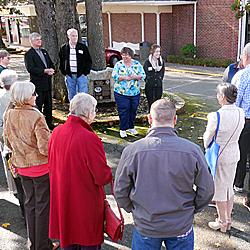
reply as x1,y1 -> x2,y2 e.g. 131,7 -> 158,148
1,0 -> 245,61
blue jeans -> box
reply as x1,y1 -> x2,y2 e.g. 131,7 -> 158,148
132,228 -> 194,250
65,74 -> 88,101
114,92 -> 140,130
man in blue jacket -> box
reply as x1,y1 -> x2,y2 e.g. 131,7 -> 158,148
59,28 -> 92,101
115,98 -> 214,250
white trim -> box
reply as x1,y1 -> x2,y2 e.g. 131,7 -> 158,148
193,2 -> 197,47
156,12 -> 160,45
141,12 -> 144,41
107,12 -> 112,48
103,1 -> 196,6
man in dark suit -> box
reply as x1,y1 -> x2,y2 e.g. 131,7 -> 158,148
24,32 -> 55,130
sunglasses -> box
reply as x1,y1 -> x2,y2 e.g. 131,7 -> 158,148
32,91 -> 38,97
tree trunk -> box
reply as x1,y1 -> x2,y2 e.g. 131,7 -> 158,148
85,0 -> 106,71
32,0 -> 79,101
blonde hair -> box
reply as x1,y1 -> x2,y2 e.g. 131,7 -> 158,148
10,81 -> 35,106
69,93 -> 97,118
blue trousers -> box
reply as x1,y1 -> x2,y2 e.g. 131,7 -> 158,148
65,74 -> 88,101
132,228 -> 194,250
114,92 -> 140,130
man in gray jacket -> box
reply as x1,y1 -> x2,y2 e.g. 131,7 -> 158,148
115,98 -> 214,250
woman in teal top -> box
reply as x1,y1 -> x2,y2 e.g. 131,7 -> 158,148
112,47 -> 145,138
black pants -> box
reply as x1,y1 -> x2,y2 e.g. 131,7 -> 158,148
145,84 -> 163,111
14,176 -> 25,218
234,121 -> 250,189
36,90 -> 53,128
20,174 -> 53,250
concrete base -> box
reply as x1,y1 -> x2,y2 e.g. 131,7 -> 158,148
88,67 -> 115,103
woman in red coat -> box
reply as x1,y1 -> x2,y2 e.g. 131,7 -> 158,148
48,93 -> 112,250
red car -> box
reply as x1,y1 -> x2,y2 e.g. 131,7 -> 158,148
105,48 -> 122,67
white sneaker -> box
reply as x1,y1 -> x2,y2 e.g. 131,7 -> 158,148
120,130 -> 127,138
234,185 -> 243,193
127,128 -> 138,135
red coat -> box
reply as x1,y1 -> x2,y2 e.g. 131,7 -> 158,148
48,115 -> 112,248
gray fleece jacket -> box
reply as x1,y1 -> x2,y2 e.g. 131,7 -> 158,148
114,127 -> 214,238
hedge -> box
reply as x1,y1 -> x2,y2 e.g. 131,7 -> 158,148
167,55 -> 234,68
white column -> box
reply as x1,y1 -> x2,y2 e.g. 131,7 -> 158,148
107,12 -> 112,48
193,2 -> 197,47
141,12 -> 144,41
156,12 -> 160,45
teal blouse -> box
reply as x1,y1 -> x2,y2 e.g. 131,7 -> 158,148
112,59 -> 146,96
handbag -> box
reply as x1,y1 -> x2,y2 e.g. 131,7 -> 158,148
205,112 -> 220,178
104,181 -> 124,242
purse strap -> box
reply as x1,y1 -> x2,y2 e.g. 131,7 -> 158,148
218,109 -> 241,157
214,111 -> 220,141
109,180 -> 124,223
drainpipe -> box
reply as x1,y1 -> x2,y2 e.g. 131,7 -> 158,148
156,12 -> 160,45
193,2 -> 197,47
107,12 -> 112,48
141,12 -> 144,42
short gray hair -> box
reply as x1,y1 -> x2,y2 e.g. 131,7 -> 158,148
29,32 -> 41,43
0,49 -> 9,59
69,93 -> 97,118
150,98 -> 176,124
243,42 -> 250,57
67,28 -> 78,36
217,82 -> 237,104
10,81 -> 35,106
0,69 -> 18,87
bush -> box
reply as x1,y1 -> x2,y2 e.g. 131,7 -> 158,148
180,44 -> 197,58
167,55 -> 233,68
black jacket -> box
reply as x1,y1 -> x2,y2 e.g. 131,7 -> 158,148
24,48 -> 55,91
59,42 -> 92,77
143,58 -> 165,88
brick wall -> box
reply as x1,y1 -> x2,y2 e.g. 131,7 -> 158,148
172,5 -> 194,55
160,13 -> 173,59
102,13 -> 109,48
110,13 -> 141,43
197,0 -> 239,60
144,13 -> 156,45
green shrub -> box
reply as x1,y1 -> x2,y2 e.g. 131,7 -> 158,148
167,55 -> 233,68
180,44 -> 197,58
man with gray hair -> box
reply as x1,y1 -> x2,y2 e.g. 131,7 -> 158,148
233,42 -> 250,193
59,28 -> 92,101
24,32 -> 55,130
115,98 -> 214,250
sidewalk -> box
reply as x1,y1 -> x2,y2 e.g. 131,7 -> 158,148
166,62 -> 225,77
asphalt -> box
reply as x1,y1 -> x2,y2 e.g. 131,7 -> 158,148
0,55 -> 250,250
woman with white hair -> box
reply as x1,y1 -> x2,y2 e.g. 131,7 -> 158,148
49,93 -> 112,250
0,69 -> 18,136
0,69 -> 26,220
3,81 -> 58,250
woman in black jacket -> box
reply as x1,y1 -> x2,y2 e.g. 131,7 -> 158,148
143,44 -> 165,111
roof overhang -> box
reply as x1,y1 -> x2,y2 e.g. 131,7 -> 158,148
103,1 -> 197,6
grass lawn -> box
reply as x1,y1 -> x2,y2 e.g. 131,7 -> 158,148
94,93 -> 220,148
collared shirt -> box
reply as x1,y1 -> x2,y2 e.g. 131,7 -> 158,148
112,59 -> 146,96
69,44 -> 77,73
235,65 -> 250,118
35,48 -> 47,68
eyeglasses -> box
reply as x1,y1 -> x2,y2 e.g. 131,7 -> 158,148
32,91 -> 37,97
